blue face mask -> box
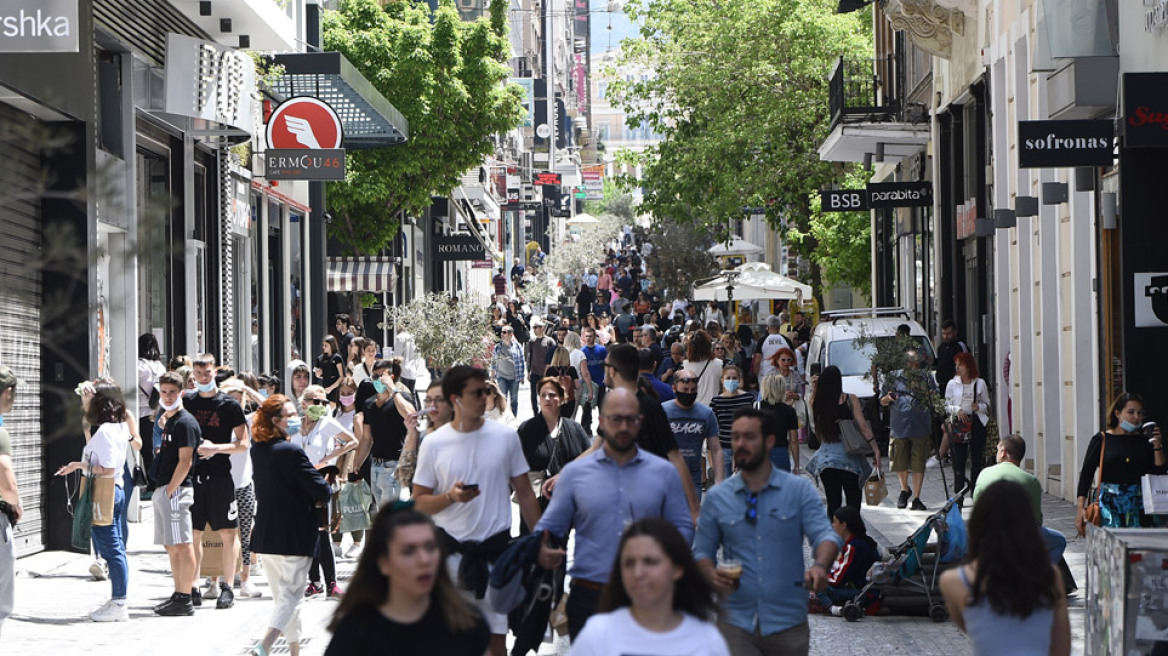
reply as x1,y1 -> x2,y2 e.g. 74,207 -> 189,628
1120,420 -> 1140,433
257,390 -> 268,400
372,380 -> 388,395
195,380 -> 217,394
724,379 -> 740,393
285,417 -> 302,437
0,416 -> 4,427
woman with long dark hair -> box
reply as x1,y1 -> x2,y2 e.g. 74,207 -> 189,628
314,335 -> 345,402
682,330 -> 724,407
572,518 -> 728,654
325,504 -> 489,655
805,366 -> 881,518
940,480 -> 1069,655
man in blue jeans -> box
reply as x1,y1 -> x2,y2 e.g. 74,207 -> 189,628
491,326 -> 525,416
359,363 -> 416,508
973,434 -> 1067,564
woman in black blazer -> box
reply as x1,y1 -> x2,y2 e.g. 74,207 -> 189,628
249,394 -> 332,656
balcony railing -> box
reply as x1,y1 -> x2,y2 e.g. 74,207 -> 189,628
828,53 -> 904,128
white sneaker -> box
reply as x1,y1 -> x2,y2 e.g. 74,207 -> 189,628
239,579 -> 262,598
332,543 -> 343,558
202,579 -> 218,598
90,600 -> 128,622
89,561 -> 108,581
925,455 -> 939,469
344,543 -> 362,559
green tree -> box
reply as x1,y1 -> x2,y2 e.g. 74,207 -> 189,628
609,0 -> 872,297
797,168 -> 873,295
322,0 -> 523,254
387,292 -> 494,370
642,220 -> 719,300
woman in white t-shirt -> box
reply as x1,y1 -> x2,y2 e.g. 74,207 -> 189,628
56,383 -> 133,622
298,385 -> 359,598
331,376 -> 366,559
682,330 -> 724,406
219,378 -> 265,598
571,518 -> 729,656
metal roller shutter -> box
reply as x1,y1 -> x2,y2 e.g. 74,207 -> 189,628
0,104 -> 45,555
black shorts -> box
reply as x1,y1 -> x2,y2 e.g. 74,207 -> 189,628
191,473 -> 239,531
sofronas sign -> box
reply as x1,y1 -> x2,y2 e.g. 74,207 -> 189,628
0,0 -> 78,53
1018,120 -> 1115,168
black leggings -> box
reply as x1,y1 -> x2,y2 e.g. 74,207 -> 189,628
819,468 -> 862,519
310,530 -> 336,585
951,415 -> 987,497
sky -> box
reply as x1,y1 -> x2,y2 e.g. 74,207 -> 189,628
589,0 -> 640,55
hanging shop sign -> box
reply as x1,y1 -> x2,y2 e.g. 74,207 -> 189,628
434,234 -> 487,261
0,0 -> 79,53
265,97 -> 346,180
820,189 -> 869,212
867,181 -> 933,208
1124,73 -> 1168,149
1135,273 -> 1168,328
534,172 -> 562,186
164,34 -> 255,140
955,198 -> 978,240
1018,120 -> 1114,168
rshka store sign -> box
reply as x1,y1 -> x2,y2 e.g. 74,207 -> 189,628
0,0 -> 78,53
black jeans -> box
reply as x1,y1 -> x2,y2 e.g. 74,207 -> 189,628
310,530 -> 336,585
567,583 -> 602,641
951,415 -> 987,497
819,468 -> 862,519
139,416 -> 156,491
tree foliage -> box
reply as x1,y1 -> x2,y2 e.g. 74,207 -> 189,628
524,213 -> 624,304
322,0 -> 523,254
797,167 -> 872,295
387,292 -> 494,370
642,219 -> 719,300
609,0 -> 872,296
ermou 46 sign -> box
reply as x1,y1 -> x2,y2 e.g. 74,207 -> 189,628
264,97 -> 347,180
821,181 -> 933,212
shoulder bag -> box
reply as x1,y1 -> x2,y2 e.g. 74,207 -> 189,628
69,465 -> 95,549
1083,433 -> 1106,533
839,419 -> 874,455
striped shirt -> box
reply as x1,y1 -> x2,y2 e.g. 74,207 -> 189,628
708,392 -> 757,448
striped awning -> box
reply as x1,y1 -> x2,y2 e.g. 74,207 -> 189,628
327,257 -> 397,293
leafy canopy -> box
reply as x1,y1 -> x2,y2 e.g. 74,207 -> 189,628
609,0 -> 872,294
322,0 -> 523,254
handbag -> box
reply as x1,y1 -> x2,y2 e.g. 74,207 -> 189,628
81,474 -> 117,527
1082,434 -> 1106,534
865,473 -> 888,506
839,419 -> 873,455
131,446 -> 149,488
1142,473 -> 1168,515
949,380 -> 981,444
69,467 -> 95,549
337,480 -> 373,533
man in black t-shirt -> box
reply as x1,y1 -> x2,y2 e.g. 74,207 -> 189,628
353,360 -> 415,508
152,372 -> 200,616
184,355 -> 248,610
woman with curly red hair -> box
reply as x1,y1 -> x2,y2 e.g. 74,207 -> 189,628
942,352 -> 991,496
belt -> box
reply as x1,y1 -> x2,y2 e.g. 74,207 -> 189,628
572,578 -> 605,592
371,457 -> 398,466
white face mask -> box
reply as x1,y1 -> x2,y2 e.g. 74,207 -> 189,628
159,396 -> 183,412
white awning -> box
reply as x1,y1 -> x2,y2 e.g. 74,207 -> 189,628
328,257 -> 398,293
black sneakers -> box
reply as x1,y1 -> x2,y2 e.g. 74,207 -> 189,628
191,587 -> 202,607
216,582 -> 235,609
897,490 -> 911,509
911,498 -> 928,511
155,593 -> 195,616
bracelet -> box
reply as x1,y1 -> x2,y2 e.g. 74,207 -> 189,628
1155,447 -> 1164,452
446,490 -> 455,503
810,562 -> 829,572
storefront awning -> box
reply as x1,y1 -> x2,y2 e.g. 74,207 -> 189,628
328,257 -> 398,293
270,52 -> 409,149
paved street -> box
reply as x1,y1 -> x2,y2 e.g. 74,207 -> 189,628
3,381 -> 1086,654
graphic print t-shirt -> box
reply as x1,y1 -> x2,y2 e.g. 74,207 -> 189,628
662,400 -> 719,488
184,392 -> 246,476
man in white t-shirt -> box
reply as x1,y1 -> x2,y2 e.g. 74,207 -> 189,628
412,366 -> 542,656
754,314 -> 793,378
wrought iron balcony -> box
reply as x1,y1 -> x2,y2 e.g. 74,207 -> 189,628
828,54 -> 903,128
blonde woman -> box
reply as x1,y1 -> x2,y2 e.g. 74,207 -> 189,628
758,375 -> 801,473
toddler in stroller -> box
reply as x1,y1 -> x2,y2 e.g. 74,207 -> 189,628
809,506 -> 882,617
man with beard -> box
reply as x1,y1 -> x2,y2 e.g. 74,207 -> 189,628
534,388 -> 693,641
694,408 -> 840,655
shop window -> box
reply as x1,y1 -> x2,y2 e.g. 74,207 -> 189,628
136,146 -> 173,358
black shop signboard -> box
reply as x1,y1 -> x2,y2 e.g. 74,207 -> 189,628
821,182 -> 933,211
1124,73 -> 1168,149
1018,120 -> 1114,168
434,234 -> 487,261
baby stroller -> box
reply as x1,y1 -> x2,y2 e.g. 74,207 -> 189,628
841,489 -> 968,622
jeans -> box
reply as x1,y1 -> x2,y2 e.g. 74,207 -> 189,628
719,620 -> 810,656
0,515 -> 15,639
816,585 -> 861,608
370,459 -> 401,508
120,463 -> 134,544
566,583 -> 601,641
497,376 -> 520,416
1041,526 -> 1067,564
819,468 -> 862,520
91,485 -> 129,599
951,415 -> 987,496
722,447 -> 734,479
769,446 -> 791,472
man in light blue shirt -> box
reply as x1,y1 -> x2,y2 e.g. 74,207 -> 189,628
694,407 -> 841,655
536,387 -> 693,640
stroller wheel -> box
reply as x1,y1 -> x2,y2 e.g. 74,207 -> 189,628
843,602 -> 863,622
929,604 -> 949,622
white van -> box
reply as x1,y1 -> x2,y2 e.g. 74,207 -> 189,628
804,308 -> 937,402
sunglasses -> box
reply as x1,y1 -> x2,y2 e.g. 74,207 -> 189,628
308,398 -> 330,406
745,491 -> 759,524
462,388 -> 490,398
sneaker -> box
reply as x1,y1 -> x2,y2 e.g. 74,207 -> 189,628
911,498 -> 928,511
89,560 -> 108,581
897,490 -> 910,509
327,582 -> 344,599
332,543 -> 343,558
305,582 -> 324,598
153,593 -> 178,612
201,579 -> 217,598
239,580 -> 261,598
344,543 -> 362,559
191,587 -> 202,607
829,605 -> 844,617
925,455 -> 939,469
90,599 -> 128,622
216,583 -> 235,609
155,595 -> 195,617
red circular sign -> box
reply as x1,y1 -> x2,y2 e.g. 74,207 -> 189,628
265,97 -> 344,150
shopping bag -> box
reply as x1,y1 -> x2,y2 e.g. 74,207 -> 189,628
1142,474 -> 1168,514
839,420 -> 872,455
864,474 -> 888,506
70,469 -> 95,550
550,592 -> 570,637
337,480 -> 373,533
199,524 -> 243,577
80,474 -> 117,527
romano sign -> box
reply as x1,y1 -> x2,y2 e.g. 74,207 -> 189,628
1018,120 -> 1114,168
434,234 -> 487,261
0,0 -> 79,53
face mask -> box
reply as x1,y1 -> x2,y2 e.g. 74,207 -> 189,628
257,390 -> 269,400
285,417 -> 302,437
195,380 -> 217,394
306,405 -> 328,421
339,394 -> 356,407
676,391 -> 698,406
1120,420 -> 1140,433
372,380 -> 388,395
159,396 -> 184,412
724,380 -> 740,393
